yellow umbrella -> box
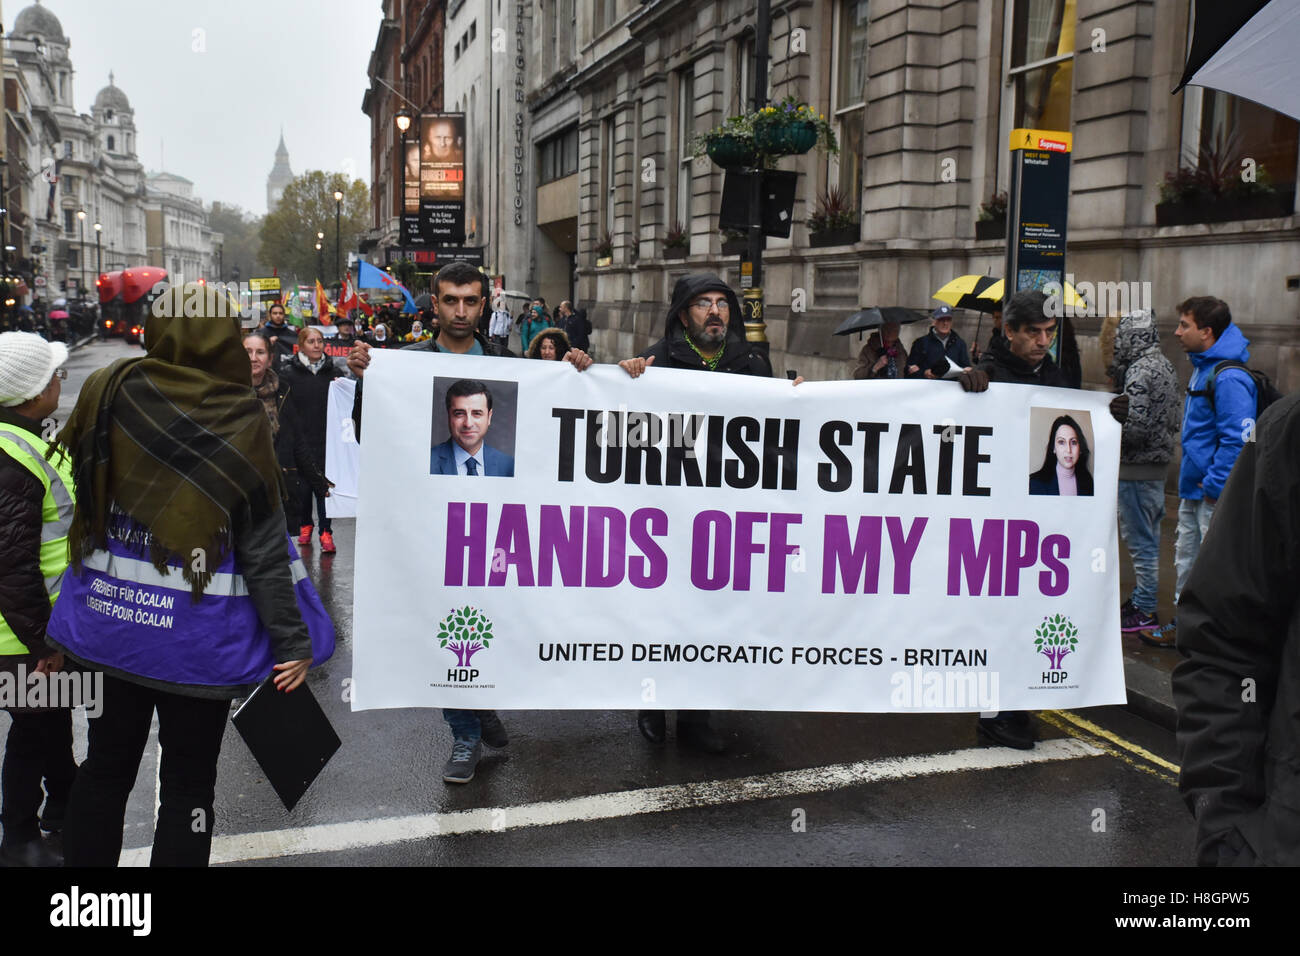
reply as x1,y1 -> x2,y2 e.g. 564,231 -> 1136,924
984,279 -> 1089,311
932,275 -> 1001,312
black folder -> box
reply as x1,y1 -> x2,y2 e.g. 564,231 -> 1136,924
232,676 -> 341,811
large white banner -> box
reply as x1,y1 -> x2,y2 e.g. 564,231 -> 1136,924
351,351 -> 1125,714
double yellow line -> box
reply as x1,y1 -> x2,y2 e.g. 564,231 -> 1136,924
1039,710 -> 1179,786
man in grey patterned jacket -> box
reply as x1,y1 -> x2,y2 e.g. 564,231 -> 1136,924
1104,309 -> 1180,640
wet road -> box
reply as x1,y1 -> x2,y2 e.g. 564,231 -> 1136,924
7,338 -> 1197,866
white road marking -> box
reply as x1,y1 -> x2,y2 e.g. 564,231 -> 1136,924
119,737 -> 1101,866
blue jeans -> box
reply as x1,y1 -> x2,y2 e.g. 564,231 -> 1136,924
1174,497 -> 1216,605
443,709 -> 487,743
1117,479 -> 1165,614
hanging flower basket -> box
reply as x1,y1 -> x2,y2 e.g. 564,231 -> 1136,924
754,120 -> 818,156
693,98 -> 836,168
706,134 -> 758,169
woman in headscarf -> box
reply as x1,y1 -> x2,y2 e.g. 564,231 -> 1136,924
243,331 -> 333,535
526,326 -> 570,361
1029,414 -> 1094,496
45,284 -> 333,867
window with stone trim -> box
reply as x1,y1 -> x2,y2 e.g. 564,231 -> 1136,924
676,66 -> 695,230
539,126 -> 578,185
734,31 -> 772,116
603,116 -> 617,237
832,0 -> 869,212
594,0 -> 618,36
1006,0 -> 1076,131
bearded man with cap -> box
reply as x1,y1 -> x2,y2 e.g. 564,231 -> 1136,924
618,273 -> 778,753
0,332 -> 78,866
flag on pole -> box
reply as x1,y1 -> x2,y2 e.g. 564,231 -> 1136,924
356,260 -> 418,313
315,280 -> 333,324
338,270 -> 359,316
280,282 -> 305,327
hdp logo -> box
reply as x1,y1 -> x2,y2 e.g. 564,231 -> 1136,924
1034,613 -> 1077,684
437,605 -> 494,673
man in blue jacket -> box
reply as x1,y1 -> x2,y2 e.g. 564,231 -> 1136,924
1146,297 -> 1255,646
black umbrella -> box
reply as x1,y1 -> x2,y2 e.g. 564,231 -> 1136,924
1174,1 -> 1300,120
413,292 -> 434,310
833,307 -> 928,337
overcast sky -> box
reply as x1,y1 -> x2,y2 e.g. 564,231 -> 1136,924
33,0 -> 382,216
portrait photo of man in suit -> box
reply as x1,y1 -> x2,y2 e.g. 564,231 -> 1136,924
431,379 -> 515,476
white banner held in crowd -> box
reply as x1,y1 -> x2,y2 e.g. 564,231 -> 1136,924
351,351 -> 1125,713
325,378 -> 359,518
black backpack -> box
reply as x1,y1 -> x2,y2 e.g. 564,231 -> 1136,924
1187,359 -> 1283,419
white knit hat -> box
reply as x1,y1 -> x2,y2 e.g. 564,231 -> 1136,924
0,332 -> 69,407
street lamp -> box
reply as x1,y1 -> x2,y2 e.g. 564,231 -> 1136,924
395,108 -> 412,268
76,210 -> 86,302
316,241 -> 323,281
94,221 -> 102,276
333,189 -> 344,287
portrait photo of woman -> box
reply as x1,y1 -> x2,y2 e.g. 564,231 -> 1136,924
1029,413 -> 1094,496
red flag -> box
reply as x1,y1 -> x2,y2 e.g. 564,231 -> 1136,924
339,271 -> 359,315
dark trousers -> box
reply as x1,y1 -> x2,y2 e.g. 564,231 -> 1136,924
299,479 -> 331,534
2,709 -> 77,843
64,673 -> 229,867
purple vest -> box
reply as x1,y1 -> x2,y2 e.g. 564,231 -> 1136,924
48,522 -> 334,687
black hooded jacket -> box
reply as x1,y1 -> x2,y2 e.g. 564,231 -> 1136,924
640,274 -> 772,377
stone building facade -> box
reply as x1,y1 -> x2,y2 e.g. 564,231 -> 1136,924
361,0 -> 447,262
3,2 -> 218,297
521,0 -> 1299,387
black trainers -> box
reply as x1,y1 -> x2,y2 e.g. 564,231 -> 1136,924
442,739 -> 482,784
1121,605 -> 1159,633
478,711 -> 509,749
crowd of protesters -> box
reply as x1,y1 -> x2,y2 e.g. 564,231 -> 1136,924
0,258 -> 1285,867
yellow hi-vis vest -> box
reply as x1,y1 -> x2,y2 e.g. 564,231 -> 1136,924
0,422 -> 75,656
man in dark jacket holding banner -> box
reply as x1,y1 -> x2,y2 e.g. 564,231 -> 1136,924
959,290 -> 1128,750
619,273 -> 775,752
348,261 -> 592,786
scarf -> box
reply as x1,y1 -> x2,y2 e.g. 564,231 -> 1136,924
52,284 -> 284,599
880,340 -> 903,378
254,367 -> 280,438
299,351 -> 328,374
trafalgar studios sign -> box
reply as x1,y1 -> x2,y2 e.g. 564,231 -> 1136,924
350,353 -> 1126,714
